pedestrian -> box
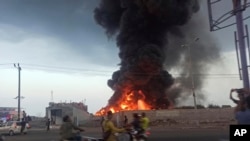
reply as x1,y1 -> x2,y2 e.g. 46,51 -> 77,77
102,111 -> 126,141
230,88 -> 246,112
235,96 -> 250,124
46,118 -> 51,131
123,115 -> 128,127
59,115 -> 85,141
20,118 -> 26,134
22,111 -> 27,121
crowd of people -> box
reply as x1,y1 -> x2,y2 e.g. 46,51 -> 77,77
58,111 -> 150,141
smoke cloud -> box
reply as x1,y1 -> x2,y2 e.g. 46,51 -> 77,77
94,0 -> 220,109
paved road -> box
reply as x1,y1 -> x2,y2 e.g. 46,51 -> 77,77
1,127 -> 230,141
149,128 -> 229,141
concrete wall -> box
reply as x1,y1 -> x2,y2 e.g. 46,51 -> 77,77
119,108 -> 235,126
73,107 -> 90,126
88,108 -> 236,127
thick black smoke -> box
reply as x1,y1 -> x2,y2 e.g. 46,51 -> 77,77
94,0 -> 219,109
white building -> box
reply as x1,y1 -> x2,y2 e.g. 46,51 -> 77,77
45,102 -> 90,125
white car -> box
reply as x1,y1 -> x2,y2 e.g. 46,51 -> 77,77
0,121 -> 29,136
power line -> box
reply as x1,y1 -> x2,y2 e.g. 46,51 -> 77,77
0,62 -> 246,78
0,67 -> 11,70
0,63 -> 114,75
0,63 -> 13,66
21,63 -> 113,73
21,66 -> 113,76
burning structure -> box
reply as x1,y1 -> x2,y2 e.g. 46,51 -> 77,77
94,0 -> 220,115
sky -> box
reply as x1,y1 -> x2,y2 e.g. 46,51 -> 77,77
0,0 -> 250,117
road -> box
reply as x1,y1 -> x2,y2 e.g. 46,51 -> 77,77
1,127 -> 230,141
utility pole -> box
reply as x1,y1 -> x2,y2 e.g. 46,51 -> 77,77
14,63 -> 21,121
182,37 -> 200,110
235,0 -> 249,89
207,0 -> 250,90
188,43 -> 197,110
182,38 -> 200,127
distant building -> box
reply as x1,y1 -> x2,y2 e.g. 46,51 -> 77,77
0,107 -> 23,121
45,102 -> 90,125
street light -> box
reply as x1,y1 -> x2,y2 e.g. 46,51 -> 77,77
181,37 -> 199,110
14,96 -> 25,119
14,63 -> 21,121
14,96 -> 25,99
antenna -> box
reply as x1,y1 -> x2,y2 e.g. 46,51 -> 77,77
51,90 -> 54,102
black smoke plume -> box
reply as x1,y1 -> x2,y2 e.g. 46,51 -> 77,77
94,0 -> 220,110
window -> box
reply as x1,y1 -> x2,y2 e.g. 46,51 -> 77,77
7,122 -> 13,126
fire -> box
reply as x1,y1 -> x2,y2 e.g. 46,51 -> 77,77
95,90 -> 151,116
120,104 -> 127,109
138,100 -> 150,110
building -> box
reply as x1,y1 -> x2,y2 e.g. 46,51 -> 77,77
0,107 -> 21,121
45,102 -> 90,125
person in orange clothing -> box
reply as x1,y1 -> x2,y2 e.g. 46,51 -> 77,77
102,111 -> 126,141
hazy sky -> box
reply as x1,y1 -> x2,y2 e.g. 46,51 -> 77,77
0,0 -> 250,116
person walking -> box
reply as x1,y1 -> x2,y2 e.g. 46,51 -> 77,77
46,118 -> 51,131
123,115 -> 128,127
22,111 -> 27,122
20,118 -> 26,134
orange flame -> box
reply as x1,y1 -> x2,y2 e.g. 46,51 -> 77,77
138,99 -> 150,110
95,90 -> 151,115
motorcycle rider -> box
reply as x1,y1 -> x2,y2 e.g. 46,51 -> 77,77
130,113 -> 142,132
59,115 -> 85,141
128,113 -> 144,140
140,112 -> 149,132
102,111 -> 126,141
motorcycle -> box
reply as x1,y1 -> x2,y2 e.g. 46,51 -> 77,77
115,127 -> 150,141
129,128 -> 150,141
60,130 -> 103,141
